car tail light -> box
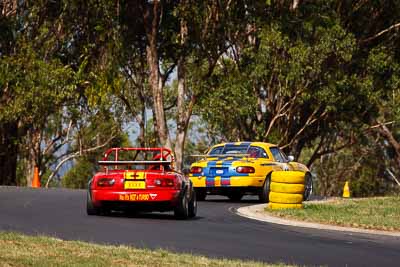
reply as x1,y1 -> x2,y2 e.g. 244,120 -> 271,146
154,178 -> 175,187
236,166 -> 255,173
97,178 -> 115,187
190,166 -> 203,174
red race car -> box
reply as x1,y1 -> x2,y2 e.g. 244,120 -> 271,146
87,147 -> 197,219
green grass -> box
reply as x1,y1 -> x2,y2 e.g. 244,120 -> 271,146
265,196 -> 400,231
0,232 -> 294,267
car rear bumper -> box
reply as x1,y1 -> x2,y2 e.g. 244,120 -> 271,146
190,175 -> 266,188
196,186 -> 262,196
91,189 -> 181,206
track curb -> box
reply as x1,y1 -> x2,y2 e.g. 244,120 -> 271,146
236,203 -> 400,237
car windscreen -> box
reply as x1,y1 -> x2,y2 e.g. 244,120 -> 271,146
270,147 -> 286,162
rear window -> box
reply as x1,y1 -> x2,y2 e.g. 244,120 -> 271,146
223,144 -> 250,154
208,143 -> 251,155
209,146 -> 223,155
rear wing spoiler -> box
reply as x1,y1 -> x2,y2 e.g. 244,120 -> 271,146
99,147 -> 174,171
101,147 -> 174,162
98,160 -> 172,165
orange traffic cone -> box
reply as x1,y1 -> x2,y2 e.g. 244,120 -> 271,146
342,181 -> 350,198
32,166 -> 41,188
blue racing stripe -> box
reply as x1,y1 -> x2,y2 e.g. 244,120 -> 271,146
203,159 -> 248,187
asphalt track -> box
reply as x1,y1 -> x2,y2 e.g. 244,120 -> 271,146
1,186 -> 400,266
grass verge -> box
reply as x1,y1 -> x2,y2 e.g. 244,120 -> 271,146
0,232 -> 293,267
265,196 -> 400,231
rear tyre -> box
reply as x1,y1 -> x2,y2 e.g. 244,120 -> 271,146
174,191 -> 189,219
86,191 -> 101,215
188,190 -> 197,218
303,173 -> 313,201
195,188 -> 207,201
258,175 -> 271,203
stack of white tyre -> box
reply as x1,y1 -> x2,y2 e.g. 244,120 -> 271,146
268,171 -> 305,209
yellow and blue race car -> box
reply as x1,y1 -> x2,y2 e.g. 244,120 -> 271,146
189,142 -> 312,202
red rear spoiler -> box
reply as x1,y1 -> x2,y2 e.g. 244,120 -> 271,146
100,147 -> 174,166
98,160 -> 172,165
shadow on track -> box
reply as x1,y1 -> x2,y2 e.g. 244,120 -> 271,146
98,210 -> 204,221
202,196 -> 261,204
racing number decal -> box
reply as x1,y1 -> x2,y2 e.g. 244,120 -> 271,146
124,171 -> 146,180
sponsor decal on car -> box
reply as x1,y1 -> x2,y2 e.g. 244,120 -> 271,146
124,171 -> 146,180
119,193 -> 152,201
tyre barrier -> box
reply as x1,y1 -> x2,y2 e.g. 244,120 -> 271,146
268,171 -> 306,210
271,171 -> 305,184
269,191 -> 303,204
268,202 -> 303,210
270,182 -> 305,194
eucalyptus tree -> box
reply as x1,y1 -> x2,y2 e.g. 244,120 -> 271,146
0,0 -> 20,185
172,0 -> 251,170
0,0 -> 124,186
0,1 -> 79,186
118,0 -> 250,170
195,0 -> 400,195
197,2 -> 361,158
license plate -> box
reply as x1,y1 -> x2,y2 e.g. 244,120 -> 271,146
119,193 -> 151,201
124,181 -> 146,189
216,169 -> 224,174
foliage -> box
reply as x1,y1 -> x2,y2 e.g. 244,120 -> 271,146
0,47 -> 76,124
1,0 -> 399,196
56,108 -> 131,189
197,22 -> 361,151
62,158 -> 94,189
194,1 -> 400,196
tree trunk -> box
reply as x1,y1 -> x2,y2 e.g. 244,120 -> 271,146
377,123 -> 400,168
175,12 -> 187,172
138,85 -> 147,147
25,128 -> 41,187
143,1 -> 171,149
175,84 -> 196,172
174,89 -> 196,171
0,121 -> 18,185
1,0 -> 17,17
291,0 -> 301,10
175,57 -> 187,172
26,160 -> 34,187
137,107 -> 146,148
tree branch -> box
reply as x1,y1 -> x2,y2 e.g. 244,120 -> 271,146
280,109 -> 327,149
43,120 -> 73,156
45,135 -> 117,188
360,22 -> 400,43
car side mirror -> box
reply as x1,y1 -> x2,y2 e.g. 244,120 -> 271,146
288,155 -> 295,162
